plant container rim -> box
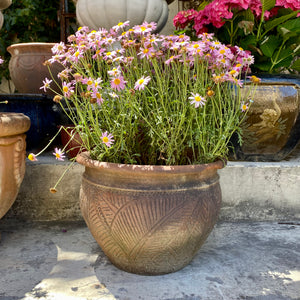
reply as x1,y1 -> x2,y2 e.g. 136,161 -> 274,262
76,151 -> 226,174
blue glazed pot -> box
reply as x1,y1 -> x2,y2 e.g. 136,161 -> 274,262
231,75 -> 300,161
0,94 -> 68,151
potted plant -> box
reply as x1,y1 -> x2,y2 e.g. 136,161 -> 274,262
173,0 -> 300,161
28,21 -> 256,275
0,0 -> 63,95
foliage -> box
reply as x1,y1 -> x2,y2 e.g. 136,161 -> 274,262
173,0 -> 300,73
39,21 -> 257,166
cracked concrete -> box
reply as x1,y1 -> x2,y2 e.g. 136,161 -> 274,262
0,221 -> 299,300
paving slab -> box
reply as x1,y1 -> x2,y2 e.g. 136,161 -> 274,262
0,221 -> 299,300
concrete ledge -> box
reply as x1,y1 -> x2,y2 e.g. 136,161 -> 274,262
4,147 -> 300,222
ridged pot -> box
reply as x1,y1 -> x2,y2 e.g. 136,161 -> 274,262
0,113 -> 30,221
231,77 -> 300,161
7,43 -> 63,95
76,152 -> 225,275
76,0 -> 169,33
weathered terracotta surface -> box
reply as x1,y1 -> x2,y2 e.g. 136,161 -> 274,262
77,152 -> 224,275
0,113 -> 30,219
7,43 -> 63,95
232,81 -> 300,161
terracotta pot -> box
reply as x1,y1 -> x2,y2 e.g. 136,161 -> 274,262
231,76 -> 300,161
0,113 -> 30,221
76,0 -> 169,33
0,0 -> 12,10
60,125 -> 85,158
76,152 -> 225,275
7,43 -> 63,95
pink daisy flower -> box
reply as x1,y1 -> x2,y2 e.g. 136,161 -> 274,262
28,153 -> 38,161
53,148 -> 66,161
40,78 -> 53,92
111,76 -> 126,91
134,76 -> 151,90
189,93 -> 207,108
101,132 -> 114,147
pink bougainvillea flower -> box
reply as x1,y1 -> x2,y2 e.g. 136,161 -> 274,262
189,93 -> 207,108
101,132 -> 114,147
111,76 -> 126,91
40,78 -> 53,92
134,76 -> 151,90
53,148 -> 66,161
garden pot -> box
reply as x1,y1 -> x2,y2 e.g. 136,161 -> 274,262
76,0 -> 169,33
7,42 -> 63,95
60,125 -> 85,158
231,76 -> 300,161
76,151 -> 225,275
0,113 -> 30,228
0,94 -> 68,151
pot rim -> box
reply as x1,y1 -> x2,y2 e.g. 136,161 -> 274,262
76,151 -> 226,174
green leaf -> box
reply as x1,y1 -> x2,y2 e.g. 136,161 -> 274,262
198,0 -> 211,11
290,59 -> 300,71
261,0 -> 276,12
272,48 -> 294,70
264,10 -> 299,34
259,35 -> 282,57
239,35 -> 257,50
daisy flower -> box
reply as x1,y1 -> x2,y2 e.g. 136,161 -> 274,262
134,76 -> 151,90
111,76 -> 126,91
101,132 -> 114,148
53,148 -> 66,161
40,78 -> 52,92
241,102 -> 249,112
189,93 -> 207,108
28,153 -> 38,161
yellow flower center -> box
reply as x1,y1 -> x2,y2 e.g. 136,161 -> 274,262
28,154 -> 35,161
195,96 -> 201,102
87,80 -> 93,85
114,78 -> 121,85
103,136 -> 109,143
118,22 -> 123,26
138,79 -> 145,85
193,44 -> 200,49
75,51 -> 80,57
140,26 -> 146,31
63,86 -> 69,93
143,48 -> 149,54
220,49 -> 225,54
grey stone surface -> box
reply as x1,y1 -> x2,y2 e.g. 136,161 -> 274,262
0,221 -> 299,300
4,143 -> 300,222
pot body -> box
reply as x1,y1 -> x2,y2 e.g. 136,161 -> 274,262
0,112 -> 30,219
76,0 -> 169,33
7,43 -> 63,95
76,152 -> 224,275
232,77 -> 300,161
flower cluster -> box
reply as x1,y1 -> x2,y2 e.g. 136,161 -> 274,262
36,21 -> 256,166
173,0 -> 300,73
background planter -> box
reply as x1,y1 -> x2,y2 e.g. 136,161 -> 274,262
0,94 -> 68,151
76,152 -> 224,275
0,112 -> 30,223
231,75 -> 300,161
60,125 -> 85,158
76,0 -> 169,32
7,42 -> 63,95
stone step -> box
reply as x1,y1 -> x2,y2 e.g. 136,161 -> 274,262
4,145 -> 300,222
